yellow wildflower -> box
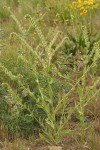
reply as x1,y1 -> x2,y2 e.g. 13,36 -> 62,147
83,9 -> 88,14
80,6 -> 85,10
69,0 -> 99,16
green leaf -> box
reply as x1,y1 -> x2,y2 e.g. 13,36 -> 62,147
54,97 -> 69,114
39,133 -> 51,144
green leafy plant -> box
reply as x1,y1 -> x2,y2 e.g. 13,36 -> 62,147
0,11 -> 73,144
0,4 -> 100,148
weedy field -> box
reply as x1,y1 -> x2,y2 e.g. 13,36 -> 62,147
0,0 -> 100,150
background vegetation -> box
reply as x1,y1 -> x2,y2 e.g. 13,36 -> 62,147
0,0 -> 100,149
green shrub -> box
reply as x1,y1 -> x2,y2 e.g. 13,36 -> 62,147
0,3 -> 100,147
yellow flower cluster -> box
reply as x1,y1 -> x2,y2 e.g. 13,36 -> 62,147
69,0 -> 99,16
